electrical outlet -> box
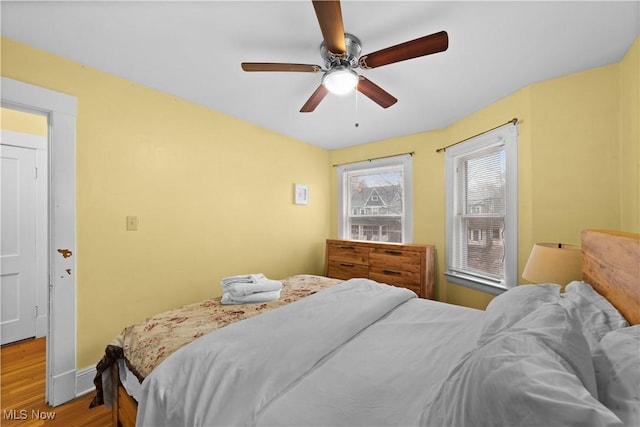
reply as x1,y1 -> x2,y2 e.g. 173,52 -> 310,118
126,216 -> 138,231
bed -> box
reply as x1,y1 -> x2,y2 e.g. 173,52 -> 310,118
93,229 -> 640,427
89,275 -> 343,423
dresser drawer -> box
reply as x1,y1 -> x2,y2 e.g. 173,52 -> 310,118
369,267 -> 421,289
327,244 -> 369,265
327,261 -> 369,280
369,248 -> 422,272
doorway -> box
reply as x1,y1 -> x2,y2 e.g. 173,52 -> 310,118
1,77 -> 77,406
1,120 -> 49,345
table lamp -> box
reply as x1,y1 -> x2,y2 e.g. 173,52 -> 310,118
522,243 -> 582,285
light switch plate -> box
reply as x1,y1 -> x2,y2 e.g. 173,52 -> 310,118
126,216 -> 138,231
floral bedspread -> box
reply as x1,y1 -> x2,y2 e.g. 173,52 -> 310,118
90,275 -> 342,407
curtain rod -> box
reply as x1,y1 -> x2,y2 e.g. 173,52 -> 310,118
435,118 -> 519,153
332,151 -> 415,168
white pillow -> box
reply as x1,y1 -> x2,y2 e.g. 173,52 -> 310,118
560,281 -> 629,351
423,302 -> 623,427
593,325 -> 640,427
478,284 -> 561,344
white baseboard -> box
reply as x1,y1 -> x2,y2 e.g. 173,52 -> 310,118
76,365 -> 97,397
49,369 -> 76,406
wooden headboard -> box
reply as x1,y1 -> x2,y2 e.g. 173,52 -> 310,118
582,229 -> 640,325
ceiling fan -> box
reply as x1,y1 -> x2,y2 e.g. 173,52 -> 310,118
241,0 -> 448,113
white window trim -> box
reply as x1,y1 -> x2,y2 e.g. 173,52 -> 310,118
444,124 -> 518,295
337,154 -> 413,243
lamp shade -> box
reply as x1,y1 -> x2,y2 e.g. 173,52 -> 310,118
522,243 -> 582,285
322,66 -> 358,95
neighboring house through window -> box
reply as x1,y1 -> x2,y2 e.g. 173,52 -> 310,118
445,123 -> 518,294
337,154 -> 413,243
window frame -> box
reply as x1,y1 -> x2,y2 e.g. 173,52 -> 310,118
444,124 -> 518,295
337,154 -> 413,243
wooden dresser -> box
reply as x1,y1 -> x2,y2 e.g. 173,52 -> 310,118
325,239 -> 435,299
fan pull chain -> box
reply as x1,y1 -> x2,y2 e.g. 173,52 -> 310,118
354,86 -> 359,128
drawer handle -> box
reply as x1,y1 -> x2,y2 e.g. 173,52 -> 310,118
340,246 -> 355,250
385,250 -> 403,256
340,263 -> 355,267
383,270 -> 402,276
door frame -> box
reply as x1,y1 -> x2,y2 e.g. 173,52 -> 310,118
1,130 -> 49,341
1,77 -> 77,406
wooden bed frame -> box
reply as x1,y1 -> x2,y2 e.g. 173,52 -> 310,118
582,229 -> 640,325
109,229 -> 640,427
111,364 -> 136,427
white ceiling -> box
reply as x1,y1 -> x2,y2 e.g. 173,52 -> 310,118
2,1 -> 638,150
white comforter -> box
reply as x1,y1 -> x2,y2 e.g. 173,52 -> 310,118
136,279 -> 484,427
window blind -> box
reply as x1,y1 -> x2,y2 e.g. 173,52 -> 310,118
451,145 -> 506,282
445,121 -> 518,294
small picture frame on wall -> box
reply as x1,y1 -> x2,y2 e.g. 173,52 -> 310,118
295,184 -> 309,205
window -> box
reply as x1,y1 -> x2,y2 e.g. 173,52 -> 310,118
445,124 -> 518,294
337,154 -> 413,243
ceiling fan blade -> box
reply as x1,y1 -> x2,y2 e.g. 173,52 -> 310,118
300,85 -> 329,113
357,76 -> 398,108
312,0 -> 346,55
359,31 -> 448,69
241,63 -> 322,73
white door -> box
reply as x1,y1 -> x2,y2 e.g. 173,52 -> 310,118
1,144 -> 38,345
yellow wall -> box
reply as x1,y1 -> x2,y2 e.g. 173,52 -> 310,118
619,38 -> 640,233
529,65 -> 621,241
1,37 -> 331,368
330,37 -> 640,309
1,107 -> 48,135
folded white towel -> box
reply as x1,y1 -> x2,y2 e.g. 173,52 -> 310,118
221,289 -> 281,305
223,279 -> 283,298
220,273 -> 265,287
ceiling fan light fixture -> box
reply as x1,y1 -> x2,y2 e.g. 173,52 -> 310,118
322,66 -> 358,95
241,2 -> 450,112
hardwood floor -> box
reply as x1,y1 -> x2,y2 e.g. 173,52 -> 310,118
1,337 -> 111,426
